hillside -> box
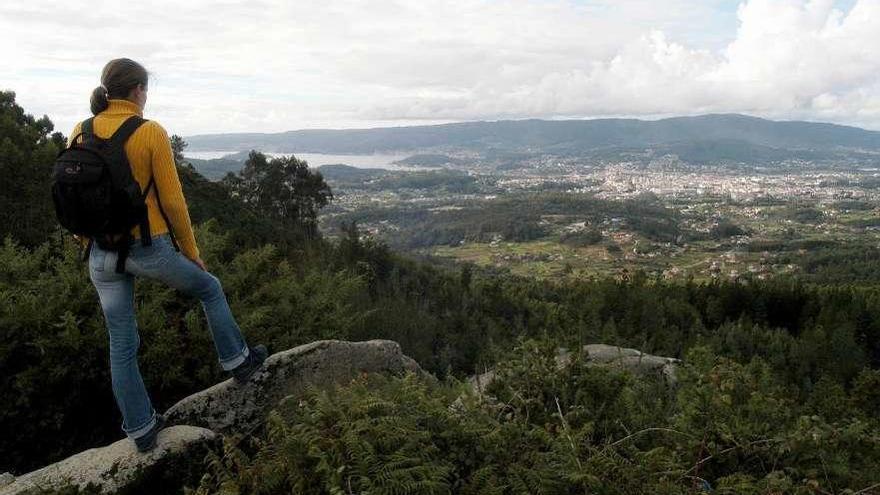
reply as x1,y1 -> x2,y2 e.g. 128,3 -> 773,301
4,91 -> 880,493
185,114 -> 880,160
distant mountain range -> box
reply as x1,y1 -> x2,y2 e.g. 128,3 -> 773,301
185,114 -> 880,164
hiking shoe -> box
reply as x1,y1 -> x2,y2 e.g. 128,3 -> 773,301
232,344 -> 268,384
134,414 -> 165,453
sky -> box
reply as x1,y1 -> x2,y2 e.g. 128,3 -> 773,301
2,0 -> 879,136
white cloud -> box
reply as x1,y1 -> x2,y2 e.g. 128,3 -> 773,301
1,0 -> 878,135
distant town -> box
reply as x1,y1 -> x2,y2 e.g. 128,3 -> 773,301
307,154 -> 880,283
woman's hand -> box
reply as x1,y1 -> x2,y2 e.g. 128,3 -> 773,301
191,257 -> 207,271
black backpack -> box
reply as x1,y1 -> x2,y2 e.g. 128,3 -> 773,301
52,115 -> 168,273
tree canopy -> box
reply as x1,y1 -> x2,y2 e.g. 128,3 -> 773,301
222,151 -> 333,241
0,91 -> 64,246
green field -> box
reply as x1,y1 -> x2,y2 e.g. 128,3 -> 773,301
422,201 -> 880,283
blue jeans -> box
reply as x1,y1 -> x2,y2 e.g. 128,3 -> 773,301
89,234 -> 250,440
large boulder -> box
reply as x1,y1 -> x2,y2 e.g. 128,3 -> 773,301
4,339 -> 431,494
164,339 -> 431,435
464,343 -> 679,400
567,344 -> 679,383
0,426 -> 217,495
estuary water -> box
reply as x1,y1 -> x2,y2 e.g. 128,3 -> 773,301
184,151 -> 421,171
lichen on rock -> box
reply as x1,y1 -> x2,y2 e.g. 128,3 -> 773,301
0,426 -> 217,495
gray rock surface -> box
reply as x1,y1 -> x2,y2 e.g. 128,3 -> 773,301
467,369 -> 496,395
464,343 -> 679,399
0,426 -> 216,495
165,339 -> 431,434
4,339 -> 431,494
579,344 -> 679,383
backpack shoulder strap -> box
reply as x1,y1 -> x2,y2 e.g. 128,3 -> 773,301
108,116 -> 148,149
141,176 -> 181,252
81,117 -> 94,137
71,117 -> 96,146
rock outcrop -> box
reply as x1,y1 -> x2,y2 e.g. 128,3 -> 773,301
3,339 -> 430,495
165,339 -> 429,434
0,426 -> 217,495
465,344 -> 679,400
568,344 -> 679,383
4,339 -> 671,494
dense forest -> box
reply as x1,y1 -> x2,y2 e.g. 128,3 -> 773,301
330,191 -> 681,250
2,91 -> 880,493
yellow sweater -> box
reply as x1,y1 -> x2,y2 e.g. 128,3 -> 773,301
68,99 -> 199,260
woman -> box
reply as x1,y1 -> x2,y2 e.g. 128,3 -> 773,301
69,58 -> 268,453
